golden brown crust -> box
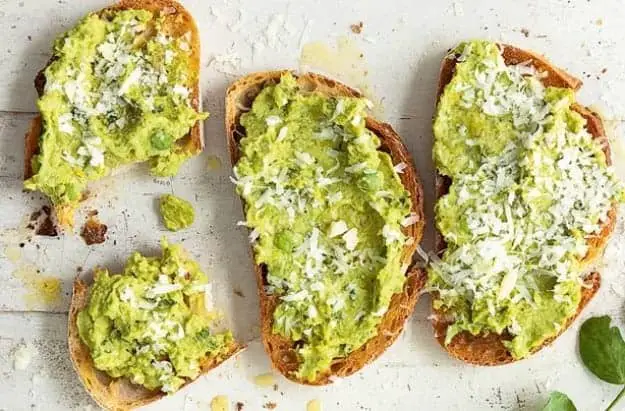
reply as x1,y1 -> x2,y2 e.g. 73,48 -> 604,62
24,115 -> 41,181
24,0 -> 204,228
432,43 -> 616,365
69,278 -> 242,411
225,70 -> 426,384
431,273 -> 601,365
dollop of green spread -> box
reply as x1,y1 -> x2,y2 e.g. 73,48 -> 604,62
24,10 -> 207,218
160,194 -> 195,231
77,240 -> 232,393
430,40 -> 624,358
233,73 -> 413,381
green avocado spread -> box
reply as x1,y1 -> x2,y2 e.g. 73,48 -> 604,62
232,73 -> 415,381
77,240 -> 232,393
160,194 -> 195,231
430,40 -> 624,358
24,10 -> 207,220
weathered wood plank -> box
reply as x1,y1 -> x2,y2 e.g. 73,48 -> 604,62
2,0 -> 625,410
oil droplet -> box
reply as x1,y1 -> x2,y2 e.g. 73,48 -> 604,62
299,36 -> 384,118
210,395 -> 230,411
307,399 -> 322,411
4,246 -> 22,263
207,155 -> 223,171
12,264 -> 62,308
253,372 -> 275,387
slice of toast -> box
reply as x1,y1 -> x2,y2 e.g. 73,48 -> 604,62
225,71 -> 426,385
68,278 -> 242,411
24,0 -> 204,229
432,43 -> 617,365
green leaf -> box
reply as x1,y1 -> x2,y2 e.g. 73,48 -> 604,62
542,391 -> 576,411
579,316 -> 625,384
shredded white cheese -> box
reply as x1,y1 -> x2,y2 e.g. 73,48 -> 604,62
342,228 -> 359,251
328,220 -> 348,238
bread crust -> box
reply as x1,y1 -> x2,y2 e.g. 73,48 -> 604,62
68,279 -> 242,411
24,0 -> 204,228
432,43 -> 617,365
225,71 -> 426,384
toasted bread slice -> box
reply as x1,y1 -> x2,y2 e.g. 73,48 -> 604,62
24,0 -> 204,229
432,43 -> 617,365
225,71 -> 426,385
69,278 -> 242,411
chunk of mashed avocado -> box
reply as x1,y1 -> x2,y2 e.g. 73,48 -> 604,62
430,40 -> 624,358
24,10 -> 207,223
232,73 -> 414,382
77,240 -> 232,393
160,194 -> 195,231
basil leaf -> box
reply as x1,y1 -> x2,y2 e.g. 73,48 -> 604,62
579,316 -> 625,385
542,391 -> 577,411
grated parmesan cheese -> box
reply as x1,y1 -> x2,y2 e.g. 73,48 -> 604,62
393,162 -> 407,174
342,228 -> 359,251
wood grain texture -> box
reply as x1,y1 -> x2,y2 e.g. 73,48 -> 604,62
4,0 -> 625,409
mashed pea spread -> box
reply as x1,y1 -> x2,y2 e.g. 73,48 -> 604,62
430,40 -> 624,358
77,240 -> 232,393
160,194 -> 195,231
24,10 -> 207,220
232,74 -> 414,381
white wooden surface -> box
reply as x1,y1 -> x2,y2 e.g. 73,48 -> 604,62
2,0 -> 625,410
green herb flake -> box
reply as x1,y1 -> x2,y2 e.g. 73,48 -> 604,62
159,194 -> 195,231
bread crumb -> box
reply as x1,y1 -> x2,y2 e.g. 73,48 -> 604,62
235,402 -> 244,411
13,343 -> 37,370
350,22 -> 363,34
208,50 -> 241,76
254,372 -> 275,387
520,28 -> 530,38
452,1 -> 464,16
596,18 -> 604,26
34,205 -> 58,237
263,403 -> 277,410
80,215 -> 107,245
